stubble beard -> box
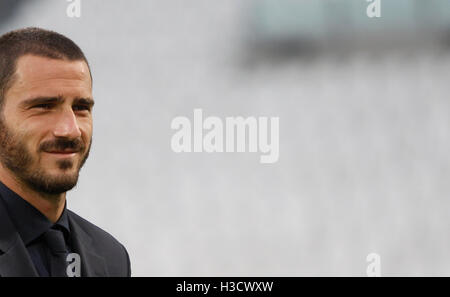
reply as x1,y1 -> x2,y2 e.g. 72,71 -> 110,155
0,118 -> 91,196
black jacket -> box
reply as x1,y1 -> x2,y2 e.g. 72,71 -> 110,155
0,198 -> 131,277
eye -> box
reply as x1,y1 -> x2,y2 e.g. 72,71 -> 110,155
33,103 -> 53,110
73,105 -> 91,112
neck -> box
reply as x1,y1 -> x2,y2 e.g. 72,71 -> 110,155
0,166 -> 66,223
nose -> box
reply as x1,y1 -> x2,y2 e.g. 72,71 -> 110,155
52,108 -> 82,139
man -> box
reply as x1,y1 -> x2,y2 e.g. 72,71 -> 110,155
0,27 -> 131,277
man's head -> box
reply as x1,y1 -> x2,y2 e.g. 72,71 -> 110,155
0,27 -> 94,196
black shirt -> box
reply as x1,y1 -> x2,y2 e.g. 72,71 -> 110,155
0,181 -> 72,277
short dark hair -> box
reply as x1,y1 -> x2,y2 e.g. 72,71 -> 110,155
0,27 -> 91,107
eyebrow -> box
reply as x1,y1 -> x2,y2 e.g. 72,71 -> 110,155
20,96 -> 95,109
73,97 -> 95,108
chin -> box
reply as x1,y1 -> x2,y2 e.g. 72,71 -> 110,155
24,171 -> 80,195
48,170 -> 79,182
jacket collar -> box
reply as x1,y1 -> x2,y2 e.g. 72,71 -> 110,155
67,211 -> 108,277
0,198 -> 38,277
0,195 -> 108,277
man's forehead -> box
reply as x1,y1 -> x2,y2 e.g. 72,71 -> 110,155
14,54 -> 91,84
7,54 -> 92,99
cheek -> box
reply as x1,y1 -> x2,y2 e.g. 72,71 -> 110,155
14,123 -> 50,154
79,129 -> 92,151
7,130 -> 39,158
20,133 -> 41,154
79,119 -> 93,137
19,122 -> 45,139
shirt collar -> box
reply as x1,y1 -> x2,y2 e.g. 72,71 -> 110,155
0,181 -> 70,245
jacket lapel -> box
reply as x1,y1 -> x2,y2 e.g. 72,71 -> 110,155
68,213 -> 108,277
0,200 -> 38,277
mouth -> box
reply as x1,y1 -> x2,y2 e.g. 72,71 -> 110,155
43,149 -> 80,157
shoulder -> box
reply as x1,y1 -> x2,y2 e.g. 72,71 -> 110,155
67,209 -> 122,248
67,209 -> 131,276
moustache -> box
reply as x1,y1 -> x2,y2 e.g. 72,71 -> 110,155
39,138 -> 85,153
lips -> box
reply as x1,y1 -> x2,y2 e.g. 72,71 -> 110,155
45,149 -> 79,154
